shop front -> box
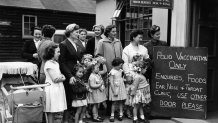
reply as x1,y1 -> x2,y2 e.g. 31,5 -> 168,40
96,0 -> 218,113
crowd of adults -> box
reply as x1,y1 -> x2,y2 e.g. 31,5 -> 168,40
21,23 -> 168,123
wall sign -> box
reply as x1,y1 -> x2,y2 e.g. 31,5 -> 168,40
0,21 -> 11,26
151,46 -> 207,119
130,0 -> 173,9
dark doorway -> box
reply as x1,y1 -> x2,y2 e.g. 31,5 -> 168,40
191,0 -> 218,112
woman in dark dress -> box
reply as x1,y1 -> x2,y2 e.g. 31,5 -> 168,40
86,25 -> 104,56
144,25 -> 168,60
144,25 -> 169,120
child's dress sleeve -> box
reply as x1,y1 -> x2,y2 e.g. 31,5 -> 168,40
44,61 -> 54,72
44,61 -> 60,83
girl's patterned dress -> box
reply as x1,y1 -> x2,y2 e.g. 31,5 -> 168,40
88,73 -> 107,104
109,68 -> 127,101
130,73 -> 151,106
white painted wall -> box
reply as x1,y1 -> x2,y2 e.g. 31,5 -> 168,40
152,8 -> 168,42
96,0 -> 116,27
170,0 -> 189,47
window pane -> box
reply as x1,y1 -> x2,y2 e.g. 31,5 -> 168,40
24,23 -> 29,29
30,23 -> 35,29
24,28 -> 30,35
30,17 -> 35,22
24,16 -> 29,22
122,0 -> 152,44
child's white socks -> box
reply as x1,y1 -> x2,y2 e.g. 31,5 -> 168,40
140,115 -> 145,120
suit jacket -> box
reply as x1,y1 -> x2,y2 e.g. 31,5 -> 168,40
86,37 -> 95,56
21,40 -> 40,65
59,39 -> 83,80
75,39 -> 86,55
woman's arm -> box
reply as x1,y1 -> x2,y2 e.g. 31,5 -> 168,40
47,68 -> 66,83
122,51 -> 130,74
59,43 -> 73,79
99,64 -> 107,75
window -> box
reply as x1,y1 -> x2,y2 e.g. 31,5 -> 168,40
114,0 -> 152,46
22,15 -> 37,38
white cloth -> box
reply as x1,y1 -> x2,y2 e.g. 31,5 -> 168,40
68,38 -> 77,51
34,39 -> 41,49
81,41 -> 86,47
0,62 -> 38,80
44,60 -> 67,112
72,99 -> 88,107
122,43 -> 149,75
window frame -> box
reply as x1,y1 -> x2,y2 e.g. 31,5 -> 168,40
114,0 -> 152,46
22,15 -> 37,39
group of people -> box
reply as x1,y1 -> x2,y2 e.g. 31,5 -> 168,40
21,23 -> 168,123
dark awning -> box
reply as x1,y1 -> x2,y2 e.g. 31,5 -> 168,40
0,0 -> 96,14
113,0 -> 125,18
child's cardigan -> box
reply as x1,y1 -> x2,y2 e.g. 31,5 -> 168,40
71,79 -> 88,100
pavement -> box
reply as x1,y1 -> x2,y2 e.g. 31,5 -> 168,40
1,89 -> 218,123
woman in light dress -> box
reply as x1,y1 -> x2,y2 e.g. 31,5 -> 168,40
43,43 -> 67,123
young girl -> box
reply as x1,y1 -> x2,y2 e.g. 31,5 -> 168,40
81,54 -> 94,84
88,58 -> 107,122
131,60 -> 151,123
71,64 -> 89,123
43,44 -> 67,123
108,58 -> 127,122
80,54 -> 94,119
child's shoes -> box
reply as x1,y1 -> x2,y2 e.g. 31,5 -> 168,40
118,115 -> 123,121
109,116 -> 115,122
133,119 -> 138,123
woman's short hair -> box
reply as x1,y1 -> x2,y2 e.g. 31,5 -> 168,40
148,25 -> 160,38
92,24 -> 104,35
31,26 -> 41,36
130,29 -> 144,41
42,25 -> 56,38
65,23 -> 80,37
79,28 -> 87,35
112,57 -> 124,67
43,43 -> 58,61
104,25 -> 116,37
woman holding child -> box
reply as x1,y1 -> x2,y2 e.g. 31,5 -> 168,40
122,29 -> 150,123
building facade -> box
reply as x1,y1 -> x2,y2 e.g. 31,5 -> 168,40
0,0 -> 96,61
96,0 -> 218,112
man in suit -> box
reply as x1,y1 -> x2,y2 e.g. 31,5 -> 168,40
59,23 -> 84,123
21,26 -> 42,66
76,28 -> 88,54
37,25 -> 56,84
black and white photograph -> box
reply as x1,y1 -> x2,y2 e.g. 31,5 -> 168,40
0,0 -> 218,123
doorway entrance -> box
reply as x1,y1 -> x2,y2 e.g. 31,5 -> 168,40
192,0 -> 218,112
